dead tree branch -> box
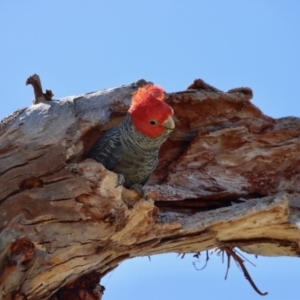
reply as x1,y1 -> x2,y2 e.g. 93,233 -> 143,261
1,78 -> 300,299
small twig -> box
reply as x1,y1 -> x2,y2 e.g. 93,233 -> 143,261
193,251 -> 209,271
224,250 -> 230,280
235,249 -> 257,267
221,247 -> 268,296
26,74 -> 53,104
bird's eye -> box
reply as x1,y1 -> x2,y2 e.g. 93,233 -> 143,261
149,120 -> 157,126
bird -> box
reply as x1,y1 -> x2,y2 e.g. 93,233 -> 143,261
86,84 -> 175,198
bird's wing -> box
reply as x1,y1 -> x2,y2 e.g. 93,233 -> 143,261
86,126 -> 123,170
139,157 -> 159,186
140,174 -> 152,186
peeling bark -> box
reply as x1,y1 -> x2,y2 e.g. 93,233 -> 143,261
1,78 -> 300,299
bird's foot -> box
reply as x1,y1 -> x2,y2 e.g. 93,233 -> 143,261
115,173 -> 125,188
130,183 -> 149,200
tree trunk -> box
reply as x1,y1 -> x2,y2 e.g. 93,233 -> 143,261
1,78 -> 300,299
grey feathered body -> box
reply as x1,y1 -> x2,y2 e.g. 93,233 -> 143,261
87,115 -> 171,188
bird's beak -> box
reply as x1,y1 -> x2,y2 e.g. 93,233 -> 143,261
163,116 -> 175,132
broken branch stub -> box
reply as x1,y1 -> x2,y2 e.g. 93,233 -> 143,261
0,78 -> 300,299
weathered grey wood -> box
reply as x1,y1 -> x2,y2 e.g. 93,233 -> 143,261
1,78 -> 300,300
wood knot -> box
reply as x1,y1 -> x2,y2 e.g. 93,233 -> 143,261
187,78 -> 222,92
13,292 -> 27,300
9,237 -> 35,264
51,271 -> 105,300
227,87 -> 253,99
20,177 -> 44,190
134,79 -> 152,88
44,89 -> 54,100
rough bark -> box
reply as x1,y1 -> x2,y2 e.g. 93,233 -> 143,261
1,78 -> 300,299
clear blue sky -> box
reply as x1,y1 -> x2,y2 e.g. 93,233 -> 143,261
1,1 -> 300,299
